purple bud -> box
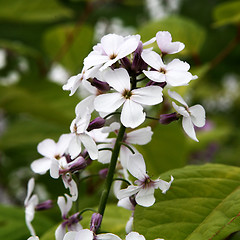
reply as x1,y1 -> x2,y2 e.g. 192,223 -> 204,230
90,213 -> 102,233
132,41 -> 148,72
68,156 -> 87,173
35,200 -> 53,211
146,80 -> 167,89
99,168 -> 108,179
91,78 -> 110,92
159,112 -> 179,125
129,195 -> 137,207
87,117 -> 106,132
120,57 -> 132,70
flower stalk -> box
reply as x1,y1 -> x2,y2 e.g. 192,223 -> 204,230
98,123 -> 126,217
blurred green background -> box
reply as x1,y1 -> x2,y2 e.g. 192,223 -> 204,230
0,0 -> 240,239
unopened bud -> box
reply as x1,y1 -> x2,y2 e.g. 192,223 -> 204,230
91,78 -> 110,92
68,156 -> 87,173
132,41 -> 148,72
87,117 -> 106,132
35,200 -> 53,211
159,112 -> 179,125
90,213 -> 102,233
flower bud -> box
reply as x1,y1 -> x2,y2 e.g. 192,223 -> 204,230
132,42 -> 148,72
91,78 -> 110,92
87,117 -> 106,132
90,213 -> 102,233
35,200 -> 53,211
159,112 -> 179,125
68,156 -> 87,173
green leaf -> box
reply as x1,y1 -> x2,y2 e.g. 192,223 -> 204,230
0,0 -> 73,22
43,24 -> 94,73
213,1 -> 240,27
134,164 -> 240,240
137,123 -> 188,176
138,16 -> 206,55
0,204 -> 54,240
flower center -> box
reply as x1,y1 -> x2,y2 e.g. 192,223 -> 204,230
159,67 -> 167,74
122,89 -> 132,99
109,53 -> 117,60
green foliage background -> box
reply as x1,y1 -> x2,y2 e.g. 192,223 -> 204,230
0,0 -> 240,239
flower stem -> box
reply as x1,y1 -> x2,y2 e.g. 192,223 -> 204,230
98,123 -> 126,217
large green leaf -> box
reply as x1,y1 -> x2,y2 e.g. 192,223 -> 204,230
0,204 -> 54,240
0,0 -> 73,22
134,164 -> 240,240
213,1 -> 240,27
138,16 -> 206,56
43,24 -> 94,73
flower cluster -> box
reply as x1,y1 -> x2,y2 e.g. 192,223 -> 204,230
25,31 -> 205,239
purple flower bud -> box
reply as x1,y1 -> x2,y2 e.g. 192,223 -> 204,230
132,41 -> 148,72
146,80 -> 167,89
68,156 -> 87,173
87,117 -> 106,132
35,200 -> 53,211
91,78 -> 110,92
90,213 -> 102,233
120,57 -> 132,70
99,168 -> 108,179
159,112 -> 179,125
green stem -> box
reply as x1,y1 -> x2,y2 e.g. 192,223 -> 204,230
98,124 -> 126,217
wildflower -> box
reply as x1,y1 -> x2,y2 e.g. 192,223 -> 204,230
117,154 -> 173,207
94,68 -> 163,128
168,89 -> 206,142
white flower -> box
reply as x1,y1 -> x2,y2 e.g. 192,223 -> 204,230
62,173 -> 78,201
69,111 -> 98,160
24,178 -> 39,236
55,194 -> 82,240
94,68 -> 163,128
168,90 -> 206,142
31,134 -> 72,176
142,50 -> 197,87
117,154 -> 173,207
62,65 -> 100,96
84,34 -> 140,71
126,232 -> 164,240
63,229 -> 121,240
156,31 -> 185,55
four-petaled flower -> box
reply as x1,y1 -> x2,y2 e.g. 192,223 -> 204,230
94,68 -> 163,128
117,153 -> 174,207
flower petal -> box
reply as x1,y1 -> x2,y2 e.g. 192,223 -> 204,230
126,126 -> 153,145
103,68 -> 131,92
79,133 -> 98,160
141,50 -> 164,70
172,102 -> 189,118
37,139 -> 56,158
117,185 -> 140,200
182,116 -> 198,142
63,231 -> 77,240
143,70 -> 166,83
31,158 -> 52,175
55,224 -> 66,240
168,89 -> 188,107
76,229 -> 93,240
94,93 -> 125,113
68,135 -> 82,159
131,86 -> 163,106
121,100 -> 145,128
57,194 -> 72,218
126,231 -> 145,240
136,187 -> 155,207
158,175 -> 174,194
189,104 -> 206,127
97,233 -> 122,240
